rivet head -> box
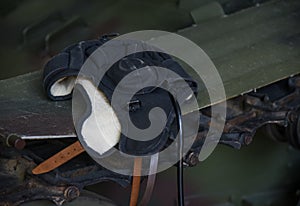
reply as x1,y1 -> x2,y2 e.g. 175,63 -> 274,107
64,186 -> 80,200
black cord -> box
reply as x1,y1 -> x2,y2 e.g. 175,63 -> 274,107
169,94 -> 185,206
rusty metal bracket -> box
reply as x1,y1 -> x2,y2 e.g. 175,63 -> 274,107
185,75 -> 300,166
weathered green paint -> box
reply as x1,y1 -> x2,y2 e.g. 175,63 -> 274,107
178,0 -> 300,108
0,71 -> 74,137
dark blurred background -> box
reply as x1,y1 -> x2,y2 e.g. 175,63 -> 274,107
0,0 -> 272,80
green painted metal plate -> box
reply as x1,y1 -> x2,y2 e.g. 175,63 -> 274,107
177,0 -> 300,108
0,71 -> 74,137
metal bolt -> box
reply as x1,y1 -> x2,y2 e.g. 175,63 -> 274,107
244,134 -> 253,145
6,135 -> 26,150
186,152 -> 199,166
64,186 -> 80,200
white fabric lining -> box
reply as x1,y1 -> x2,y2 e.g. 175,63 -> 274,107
50,76 -> 76,97
77,78 -> 121,155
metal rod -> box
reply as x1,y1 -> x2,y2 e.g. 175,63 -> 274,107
169,94 -> 185,206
